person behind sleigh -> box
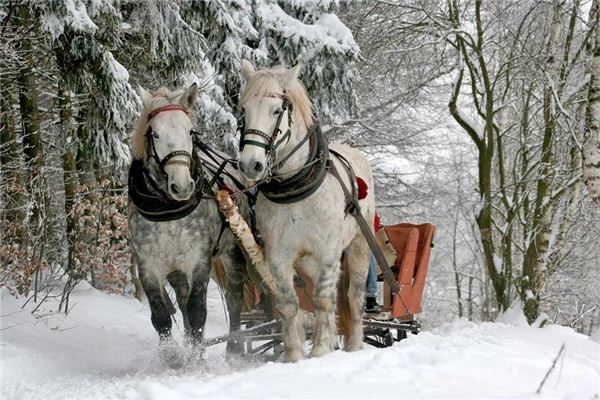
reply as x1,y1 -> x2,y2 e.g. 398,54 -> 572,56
365,212 -> 383,314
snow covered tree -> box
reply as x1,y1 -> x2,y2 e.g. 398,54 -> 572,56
584,0 -> 600,205
184,1 -> 360,131
342,0 -> 595,324
1,0 -> 361,303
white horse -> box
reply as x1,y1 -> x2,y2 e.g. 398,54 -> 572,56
237,61 -> 375,362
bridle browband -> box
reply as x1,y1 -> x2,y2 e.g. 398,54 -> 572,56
145,104 -> 194,176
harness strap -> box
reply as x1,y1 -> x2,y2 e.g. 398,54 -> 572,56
258,123 -> 329,204
240,98 -> 292,156
328,151 -> 400,295
243,139 -> 269,150
207,159 -> 230,189
149,104 -> 188,120
272,126 -> 312,173
192,134 -> 251,198
159,150 -> 192,171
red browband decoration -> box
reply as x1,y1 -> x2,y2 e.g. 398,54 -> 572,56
148,104 -> 189,120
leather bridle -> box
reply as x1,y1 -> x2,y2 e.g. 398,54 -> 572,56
145,104 -> 195,176
239,93 -> 293,172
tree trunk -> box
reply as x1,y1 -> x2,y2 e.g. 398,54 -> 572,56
451,215 -> 463,318
16,4 -> 45,236
60,87 -> 78,279
521,1 -> 563,323
584,0 -> 600,205
0,85 -> 27,244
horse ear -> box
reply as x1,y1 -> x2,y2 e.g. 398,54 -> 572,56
138,85 -> 153,108
241,59 -> 256,81
180,83 -> 198,109
285,64 -> 302,83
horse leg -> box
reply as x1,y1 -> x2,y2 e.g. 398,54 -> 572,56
220,245 -> 246,355
138,265 -> 183,369
344,235 -> 370,351
166,270 -> 191,333
310,259 -> 341,358
187,260 -> 212,348
272,260 -> 304,362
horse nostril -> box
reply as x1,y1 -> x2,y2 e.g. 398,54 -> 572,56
170,183 -> 179,194
253,161 -> 263,173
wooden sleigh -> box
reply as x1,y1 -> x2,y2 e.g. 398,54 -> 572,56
205,221 -> 436,355
363,223 -> 436,347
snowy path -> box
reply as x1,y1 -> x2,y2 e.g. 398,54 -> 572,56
1,284 -> 598,400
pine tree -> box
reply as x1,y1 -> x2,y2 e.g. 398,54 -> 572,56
178,0 -> 360,152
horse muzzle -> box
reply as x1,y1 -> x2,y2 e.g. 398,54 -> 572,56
168,179 -> 195,201
165,165 -> 196,201
239,156 -> 266,182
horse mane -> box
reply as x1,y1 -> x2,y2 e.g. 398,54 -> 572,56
241,66 -> 314,129
132,87 -> 185,160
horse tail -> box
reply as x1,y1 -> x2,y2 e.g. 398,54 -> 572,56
337,253 -> 352,337
242,280 -> 258,312
211,258 -> 228,290
211,258 -> 257,312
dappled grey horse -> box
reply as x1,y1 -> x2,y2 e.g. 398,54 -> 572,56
128,84 -> 247,368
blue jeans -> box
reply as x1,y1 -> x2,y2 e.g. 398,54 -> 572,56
366,252 -> 377,298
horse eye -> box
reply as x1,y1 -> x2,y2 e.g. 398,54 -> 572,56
273,108 -> 283,116
152,132 -> 159,139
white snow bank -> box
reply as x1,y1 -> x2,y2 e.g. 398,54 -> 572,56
1,286 -> 599,400
591,328 -> 600,344
495,301 -> 529,327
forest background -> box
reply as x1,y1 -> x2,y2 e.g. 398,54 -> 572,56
1,0 -> 599,335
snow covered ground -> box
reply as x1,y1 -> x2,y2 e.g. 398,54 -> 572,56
1,283 -> 598,400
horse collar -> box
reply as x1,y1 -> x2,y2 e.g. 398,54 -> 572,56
258,123 -> 329,204
128,148 -> 207,222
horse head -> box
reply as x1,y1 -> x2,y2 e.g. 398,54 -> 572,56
238,60 -> 314,183
133,84 -> 199,201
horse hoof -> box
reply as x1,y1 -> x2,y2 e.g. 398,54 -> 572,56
187,346 -> 207,369
310,345 -> 333,358
159,340 -> 184,369
283,349 -> 305,363
344,339 -> 363,352
226,339 -> 244,355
